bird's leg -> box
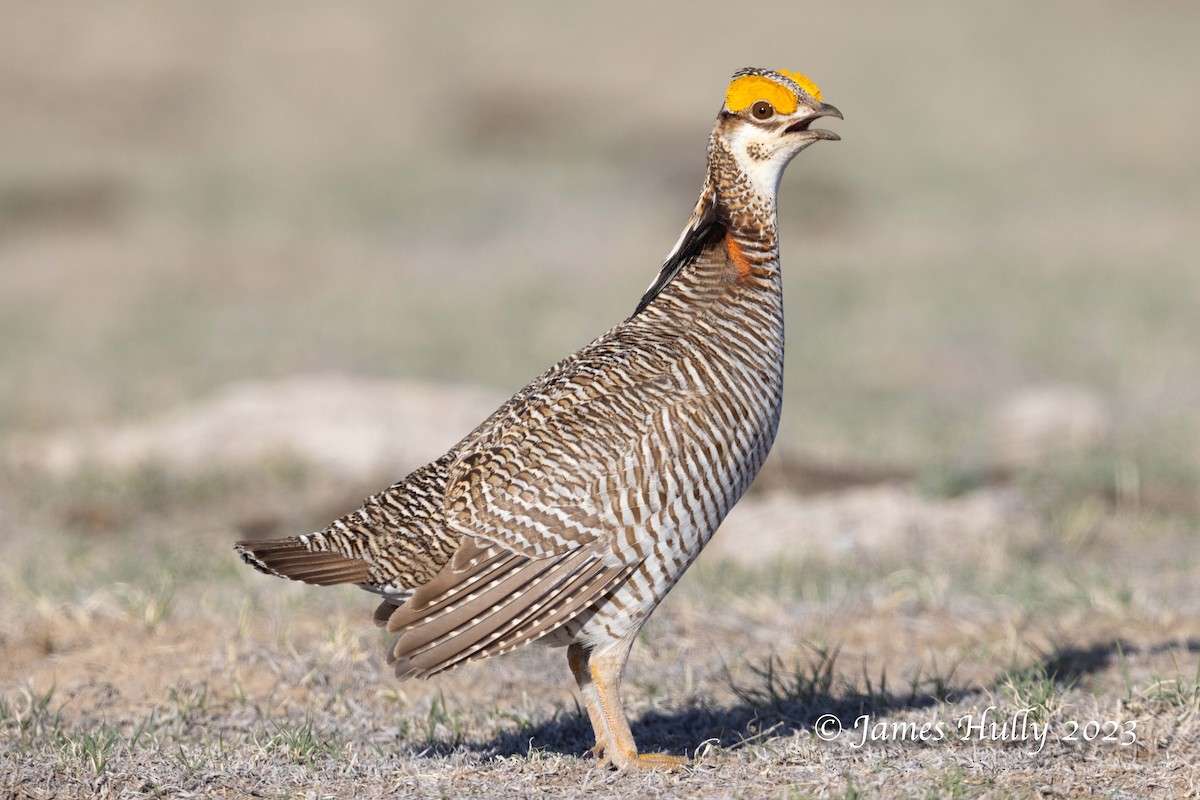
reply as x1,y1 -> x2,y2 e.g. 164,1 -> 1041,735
583,639 -> 687,770
568,643 -> 611,760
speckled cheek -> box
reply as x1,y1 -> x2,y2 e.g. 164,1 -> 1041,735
746,142 -> 772,162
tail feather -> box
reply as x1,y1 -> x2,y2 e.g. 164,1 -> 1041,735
234,537 -> 371,586
374,599 -> 401,627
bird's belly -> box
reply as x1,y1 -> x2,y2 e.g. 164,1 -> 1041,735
566,385 -> 782,648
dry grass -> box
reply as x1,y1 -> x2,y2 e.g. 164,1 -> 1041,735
2,1 -> 1199,797
3,463 -> 1199,798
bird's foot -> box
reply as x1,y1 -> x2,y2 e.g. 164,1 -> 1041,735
608,748 -> 687,770
632,752 -> 687,770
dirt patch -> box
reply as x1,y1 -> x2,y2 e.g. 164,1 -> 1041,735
3,590 -> 1199,798
5,376 -> 503,480
707,485 -> 1037,566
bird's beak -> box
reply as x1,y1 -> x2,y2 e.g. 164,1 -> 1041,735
815,102 -> 844,121
784,102 -> 843,141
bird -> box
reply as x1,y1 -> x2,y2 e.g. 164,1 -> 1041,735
235,67 -> 841,770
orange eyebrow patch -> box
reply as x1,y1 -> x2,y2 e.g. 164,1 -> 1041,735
724,69 -> 822,115
725,233 -> 753,280
725,75 -> 798,115
778,69 -> 822,102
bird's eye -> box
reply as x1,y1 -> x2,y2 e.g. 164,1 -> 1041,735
750,101 -> 775,120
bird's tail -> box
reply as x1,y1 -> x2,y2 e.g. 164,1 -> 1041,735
234,536 -> 371,586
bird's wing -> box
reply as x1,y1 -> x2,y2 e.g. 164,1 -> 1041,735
372,347 -> 733,676
381,540 -> 636,678
442,352 -> 721,567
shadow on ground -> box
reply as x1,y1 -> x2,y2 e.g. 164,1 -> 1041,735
409,637 -> 1198,760
1033,638 -> 1200,688
408,645 -> 966,760
464,681 -> 960,761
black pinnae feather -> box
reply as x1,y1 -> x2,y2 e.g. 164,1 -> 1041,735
632,201 -> 725,317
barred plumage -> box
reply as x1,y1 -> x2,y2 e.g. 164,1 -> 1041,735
235,67 -> 841,770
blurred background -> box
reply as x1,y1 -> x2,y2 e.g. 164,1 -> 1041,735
2,1 -> 1197,481
2,0 -> 1199,585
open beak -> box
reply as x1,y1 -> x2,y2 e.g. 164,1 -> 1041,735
784,102 -> 843,141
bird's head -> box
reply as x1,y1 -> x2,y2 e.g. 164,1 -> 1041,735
710,68 -> 842,202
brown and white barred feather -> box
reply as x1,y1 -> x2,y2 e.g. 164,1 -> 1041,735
235,93 -> 789,680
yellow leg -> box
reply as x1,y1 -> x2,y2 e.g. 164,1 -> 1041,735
575,639 -> 686,771
568,643 -> 609,760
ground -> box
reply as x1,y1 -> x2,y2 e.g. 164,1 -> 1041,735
2,447 -> 1198,798
2,2 -> 1199,798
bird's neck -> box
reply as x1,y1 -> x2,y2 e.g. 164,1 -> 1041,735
706,137 -> 782,263
711,186 -> 781,284
631,161 -> 781,318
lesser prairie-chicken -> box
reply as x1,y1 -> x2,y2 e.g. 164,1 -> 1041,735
236,67 -> 841,769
